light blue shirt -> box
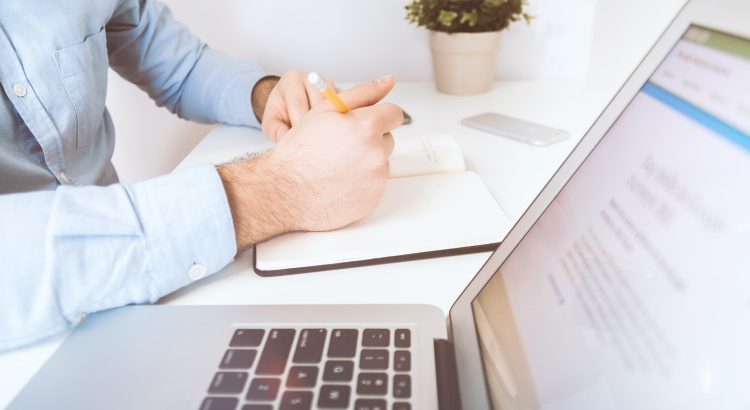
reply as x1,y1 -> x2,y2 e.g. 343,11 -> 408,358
0,0 -> 266,350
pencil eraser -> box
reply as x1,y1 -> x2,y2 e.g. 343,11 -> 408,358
307,72 -> 325,91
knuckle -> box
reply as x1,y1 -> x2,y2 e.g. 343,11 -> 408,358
367,149 -> 388,170
285,69 -> 304,79
289,99 -> 307,110
359,117 -> 380,134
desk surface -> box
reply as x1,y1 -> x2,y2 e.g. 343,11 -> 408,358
0,81 -> 611,407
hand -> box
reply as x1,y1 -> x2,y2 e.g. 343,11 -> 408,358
258,70 -> 332,142
219,75 -> 403,250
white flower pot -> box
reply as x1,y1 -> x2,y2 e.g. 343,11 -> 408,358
429,30 -> 502,95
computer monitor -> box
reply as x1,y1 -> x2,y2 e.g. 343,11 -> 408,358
472,25 -> 750,409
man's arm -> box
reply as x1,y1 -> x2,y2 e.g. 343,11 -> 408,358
0,165 -> 237,350
106,0 -> 268,127
0,77 -> 401,350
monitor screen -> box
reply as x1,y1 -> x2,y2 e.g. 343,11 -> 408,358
472,26 -> 750,409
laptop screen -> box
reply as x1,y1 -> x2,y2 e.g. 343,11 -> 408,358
471,25 -> 750,409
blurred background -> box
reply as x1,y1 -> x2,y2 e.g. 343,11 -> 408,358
108,0 -> 685,183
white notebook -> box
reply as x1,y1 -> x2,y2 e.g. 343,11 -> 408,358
254,134 -> 513,275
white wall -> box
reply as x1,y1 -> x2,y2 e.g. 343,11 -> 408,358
109,0 -> 685,183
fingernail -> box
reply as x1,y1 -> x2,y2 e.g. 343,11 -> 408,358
377,74 -> 393,84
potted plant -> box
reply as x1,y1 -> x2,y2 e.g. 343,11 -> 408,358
406,0 -> 531,95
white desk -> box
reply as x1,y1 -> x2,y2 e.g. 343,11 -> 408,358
0,81 -> 611,408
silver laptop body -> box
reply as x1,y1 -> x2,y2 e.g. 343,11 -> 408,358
10,0 -> 750,408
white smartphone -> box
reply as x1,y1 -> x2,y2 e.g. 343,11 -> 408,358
461,112 -> 570,146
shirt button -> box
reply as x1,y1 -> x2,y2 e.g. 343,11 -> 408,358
58,171 -> 70,185
188,263 -> 206,281
12,83 -> 27,97
73,313 -> 87,326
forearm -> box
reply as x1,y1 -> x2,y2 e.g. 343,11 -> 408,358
0,165 -> 236,350
217,151 -> 305,251
251,75 -> 281,124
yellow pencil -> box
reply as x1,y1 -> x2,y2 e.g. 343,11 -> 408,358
307,72 -> 349,113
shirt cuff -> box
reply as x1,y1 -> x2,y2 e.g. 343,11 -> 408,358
131,164 -> 237,296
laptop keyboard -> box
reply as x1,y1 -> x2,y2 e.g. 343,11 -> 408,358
200,328 -> 414,410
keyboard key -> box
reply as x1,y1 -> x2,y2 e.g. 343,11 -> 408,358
327,329 -> 358,358
354,399 -> 387,410
394,329 -> 411,348
230,329 -> 265,347
392,403 -> 411,410
323,360 -> 354,382
362,329 -> 390,347
219,349 -> 257,369
256,329 -> 295,375
293,329 -> 327,363
279,391 -> 313,410
286,366 -> 318,388
208,372 -> 248,394
246,378 -> 280,401
359,349 -> 389,370
356,373 -> 388,395
318,385 -> 351,409
201,397 -> 238,410
394,350 -> 411,372
242,405 -> 272,410
393,375 -> 411,399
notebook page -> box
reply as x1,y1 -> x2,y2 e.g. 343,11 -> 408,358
389,134 -> 465,178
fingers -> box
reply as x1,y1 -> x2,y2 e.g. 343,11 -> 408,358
261,71 -> 320,142
356,103 -> 405,134
336,75 -> 396,111
383,132 -> 395,158
262,115 -> 290,142
284,86 -> 311,126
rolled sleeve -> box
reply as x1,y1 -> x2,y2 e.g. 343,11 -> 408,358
0,164 -> 237,350
131,163 -> 237,294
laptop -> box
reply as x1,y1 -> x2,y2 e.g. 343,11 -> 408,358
10,0 -> 750,408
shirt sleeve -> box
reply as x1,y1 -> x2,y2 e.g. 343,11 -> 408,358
0,164 -> 237,351
105,0 -> 266,127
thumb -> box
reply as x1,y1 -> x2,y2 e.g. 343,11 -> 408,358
337,75 -> 396,110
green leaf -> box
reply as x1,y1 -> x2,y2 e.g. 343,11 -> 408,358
484,0 -> 507,7
438,10 -> 458,28
460,9 -> 479,27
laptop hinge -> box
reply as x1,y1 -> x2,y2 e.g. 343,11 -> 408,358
434,338 -> 463,410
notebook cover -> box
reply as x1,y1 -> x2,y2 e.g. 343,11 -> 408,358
252,242 -> 500,276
